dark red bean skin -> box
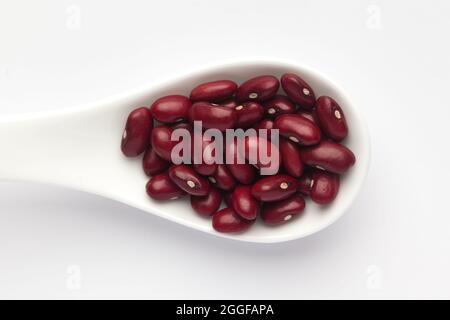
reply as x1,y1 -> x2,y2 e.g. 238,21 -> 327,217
244,135 -> 280,172
190,80 -> 237,103
251,174 -> 298,202
315,96 -> 348,141
212,208 -> 255,233
254,119 -> 275,140
171,122 -> 193,132
301,140 -> 356,174
142,147 -> 170,176
191,133 -> 218,176
262,95 -> 296,118
150,95 -> 191,123
279,138 -> 304,178
261,194 -> 306,225
274,114 -> 321,146
151,125 -> 177,161
234,102 -> 264,128
121,107 -> 153,157
146,172 -> 186,200
220,99 -> 238,109
231,185 -> 260,220
168,165 -> 211,196
210,164 -> 236,191
281,73 -> 316,109
310,170 -> 340,204
188,102 -> 236,131
223,192 -> 233,207
190,187 -> 222,216
297,110 -> 320,126
227,163 -> 256,184
236,75 -> 280,102
297,170 -> 313,195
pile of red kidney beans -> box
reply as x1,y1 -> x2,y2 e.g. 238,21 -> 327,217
121,73 -> 355,233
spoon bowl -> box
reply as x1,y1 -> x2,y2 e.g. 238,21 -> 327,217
0,59 -> 370,243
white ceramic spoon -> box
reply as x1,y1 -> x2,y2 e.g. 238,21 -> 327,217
0,59 -> 370,243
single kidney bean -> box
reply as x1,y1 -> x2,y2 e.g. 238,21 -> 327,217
190,187 -> 222,216
254,119 -> 275,140
315,96 -> 348,141
210,164 -> 236,191
224,139 -> 256,184
279,138 -> 304,178
261,194 -> 305,225
297,170 -> 313,195
281,73 -> 316,109
190,80 -> 237,103
212,207 -> 255,233
300,140 -> 356,174
244,135 -> 280,173
236,75 -> 280,102
142,147 -> 170,176
220,99 -> 238,109
310,170 -> 340,204
251,174 -> 298,202
234,102 -> 264,128
297,110 -> 320,126
227,163 -> 256,185
188,102 -> 236,131
151,125 -> 178,161
121,107 -> 153,157
231,185 -> 260,220
192,133 -> 218,176
146,172 -> 186,200
150,95 -> 192,123
262,95 -> 296,118
274,114 -> 321,146
168,165 -> 211,196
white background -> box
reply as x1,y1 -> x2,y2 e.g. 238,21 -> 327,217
1,0 -> 449,299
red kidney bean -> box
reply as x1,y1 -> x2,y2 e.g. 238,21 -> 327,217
220,99 -> 238,109
234,102 -> 264,128
146,172 -> 186,200
212,207 -> 254,233
262,95 -> 296,118
190,80 -> 237,103
150,95 -> 192,123
227,163 -> 256,185
315,96 -> 348,141
210,164 -> 236,191
244,135 -> 280,172
224,139 -> 256,184
310,170 -> 340,204
191,132 -> 218,176
297,110 -> 320,126
251,174 -> 298,202
142,147 -> 170,176
236,75 -> 280,102
297,170 -> 313,195
254,119 -> 275,140
121,107 -> 153,157
274,114 -> 321,146
300,140 -> 356,174
188,101 -> 236,131
261,194 -> 305,225
231,185 -> 260,220
281,73 -> 315,109
168,165 -> 211,196
279,138 -> 304,178
151,125 -> 178,161
190,187 -> 222,216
